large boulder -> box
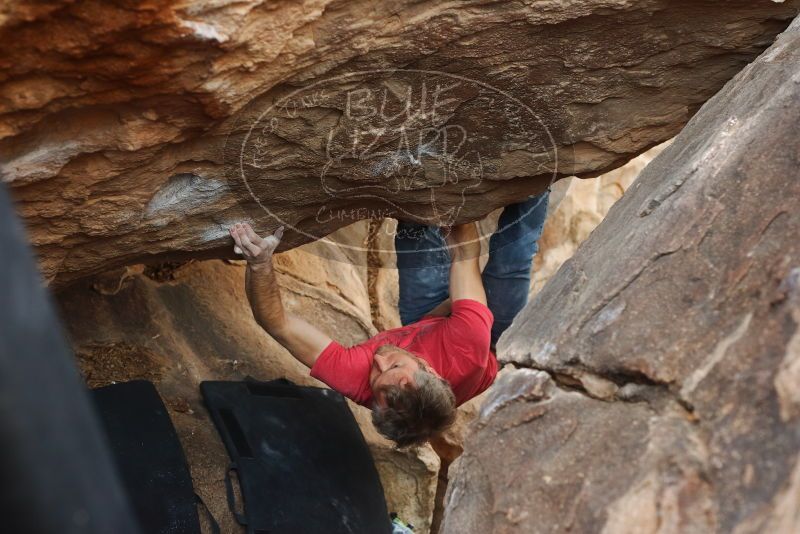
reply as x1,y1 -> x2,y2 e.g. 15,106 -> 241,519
2,0 -> 798,285
443,16 -> 800,534
529,143 -> 669,295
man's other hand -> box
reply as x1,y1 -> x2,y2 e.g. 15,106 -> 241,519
229,223 -> 284,268
444,222 -> 480,261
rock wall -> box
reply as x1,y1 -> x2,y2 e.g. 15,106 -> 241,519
442,17 -> 800,534
3,0 -> 798,285
530,142 -> 669,295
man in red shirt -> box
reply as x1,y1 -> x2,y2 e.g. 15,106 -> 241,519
228,221 -> 491,445
229,192 -> 548,446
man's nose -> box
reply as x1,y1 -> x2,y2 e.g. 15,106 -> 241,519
375,353 -> 389,372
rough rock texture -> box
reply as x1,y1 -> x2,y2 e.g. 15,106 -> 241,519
428,393 -> 486,534
530,142 -> 668,295
3,0 -> 798,286
56,237 -> 440,533
443,17 -> 800,534
445,370 -> 713,533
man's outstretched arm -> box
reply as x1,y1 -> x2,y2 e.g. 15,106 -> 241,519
418,223 -> 487,318
439,223 -> 494,356
230,223 -> 333,368
445,222 -> 487,306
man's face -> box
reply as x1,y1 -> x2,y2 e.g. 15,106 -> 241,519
369,347 -> 423,408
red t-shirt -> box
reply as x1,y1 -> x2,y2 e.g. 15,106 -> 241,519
310,299 -> 498,407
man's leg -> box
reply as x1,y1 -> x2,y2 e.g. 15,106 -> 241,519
483,190 -> 550,347
395,221 -> 451,325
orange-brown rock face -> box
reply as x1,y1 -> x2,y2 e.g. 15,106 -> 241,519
2,0 -> 798,286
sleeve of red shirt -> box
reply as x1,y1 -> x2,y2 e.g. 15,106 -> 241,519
441,299 -> 494,363
309,340 -> 373,406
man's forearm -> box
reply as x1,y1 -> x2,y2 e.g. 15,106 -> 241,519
448,223 -> 487,305
449,254 -> 486,304
246,262 -> 290,339
245,261 -> 333,367
230,222 -> 332,368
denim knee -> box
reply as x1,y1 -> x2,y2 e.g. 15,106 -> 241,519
483,241 -> 539,279
490,191 -> 549,251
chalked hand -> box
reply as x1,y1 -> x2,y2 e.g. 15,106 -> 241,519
229,223 -> 284,266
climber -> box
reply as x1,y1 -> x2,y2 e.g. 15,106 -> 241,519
229,191 -> 548,447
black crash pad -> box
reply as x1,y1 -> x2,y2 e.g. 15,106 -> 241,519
92,380 -> 201,534
201,379 -> 392,534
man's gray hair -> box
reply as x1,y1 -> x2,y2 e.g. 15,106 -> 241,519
372,367 -> 457,447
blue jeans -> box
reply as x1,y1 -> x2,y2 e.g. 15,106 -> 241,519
395,191 -> 549,347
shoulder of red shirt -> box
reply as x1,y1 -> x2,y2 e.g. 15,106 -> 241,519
309,298 -> 496,406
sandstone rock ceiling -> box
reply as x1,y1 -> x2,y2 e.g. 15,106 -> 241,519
443,17 -> 800,533
1,0 -> 798,286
